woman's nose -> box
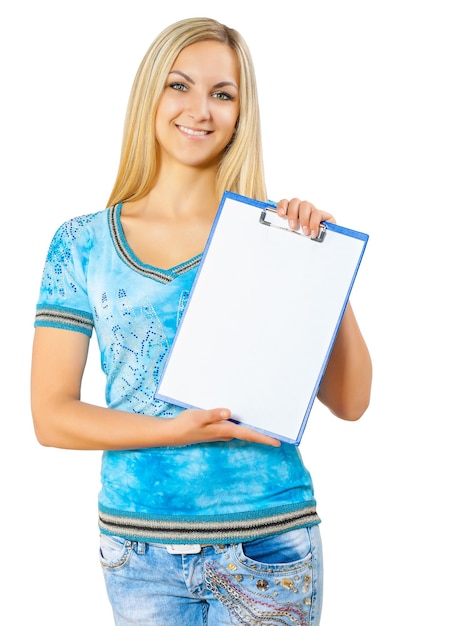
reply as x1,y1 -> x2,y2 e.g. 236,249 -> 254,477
186,93 -> 211,121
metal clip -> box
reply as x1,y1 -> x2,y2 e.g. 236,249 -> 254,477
259,208 -> 327,242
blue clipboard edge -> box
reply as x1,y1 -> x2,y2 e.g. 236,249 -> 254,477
293,226 -> 369,444
155,190 -> 369,445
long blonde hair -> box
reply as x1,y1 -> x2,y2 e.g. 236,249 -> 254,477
107,17 -> 266,207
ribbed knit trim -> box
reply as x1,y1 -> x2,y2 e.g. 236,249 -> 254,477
109,204 -> 202,284
34,305 -> 94,336
98,504 -> 320,544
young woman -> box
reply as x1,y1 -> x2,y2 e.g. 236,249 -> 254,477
31,17 -> 372,626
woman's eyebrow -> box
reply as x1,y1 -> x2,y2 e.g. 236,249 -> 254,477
169,70 -> 194,84
214,81 -> 238,90
168,70 -> 237,90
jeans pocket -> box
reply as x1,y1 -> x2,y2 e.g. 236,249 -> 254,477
241,527 -> 312,566
99,533 -> 132,569
206,528 -> 322,625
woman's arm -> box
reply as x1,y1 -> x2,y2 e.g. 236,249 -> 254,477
317,302 -> 372,420
31,327 -> 280,450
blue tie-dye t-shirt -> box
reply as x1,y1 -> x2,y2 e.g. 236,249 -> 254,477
35,204 -> 319,543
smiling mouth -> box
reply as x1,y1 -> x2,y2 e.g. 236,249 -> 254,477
177,125 -> 211,136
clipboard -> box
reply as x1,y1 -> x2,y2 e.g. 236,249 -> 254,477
156,191 -> 369,444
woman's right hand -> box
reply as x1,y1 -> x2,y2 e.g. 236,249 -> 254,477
167,407 -> 281,447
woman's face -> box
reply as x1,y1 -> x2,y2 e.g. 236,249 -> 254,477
155,40 -> 240,170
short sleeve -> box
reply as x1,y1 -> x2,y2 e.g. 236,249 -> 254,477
34,214 -> 97,337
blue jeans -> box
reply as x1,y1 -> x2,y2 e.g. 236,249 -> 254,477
100,525 -> 323,625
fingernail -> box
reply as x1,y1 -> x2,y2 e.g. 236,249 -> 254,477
302,226 -> 309,236
289,219 -> 297,230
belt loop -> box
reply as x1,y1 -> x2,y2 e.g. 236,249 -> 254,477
136,541 -> 146,555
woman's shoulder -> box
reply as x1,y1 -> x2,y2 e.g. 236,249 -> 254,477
44,207 -> 112,263
56,206 -> 110,235
50,207 -> 111,244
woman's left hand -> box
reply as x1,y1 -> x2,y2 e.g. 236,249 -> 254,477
276,198 -> 335,238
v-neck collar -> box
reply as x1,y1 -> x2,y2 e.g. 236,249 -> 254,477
108,203 -> 202,284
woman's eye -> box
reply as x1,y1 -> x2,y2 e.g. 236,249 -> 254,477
170,82 -> 187,92
212,91 -> 234,101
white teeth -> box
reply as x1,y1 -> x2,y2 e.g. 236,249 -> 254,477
178,125 -> 209,136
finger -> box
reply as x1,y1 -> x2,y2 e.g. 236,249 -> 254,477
321,211 -> 336,224
309,210 -> 336,238
228,423 -> 281,447
204,411 -> 281,447
199,407 -> 231,425
295,201 -> 314,236
276,199 -> 289,217
285,198 -> 302,231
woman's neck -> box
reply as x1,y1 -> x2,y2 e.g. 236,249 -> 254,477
119,162 -> 221,269
142,160 -> 220,219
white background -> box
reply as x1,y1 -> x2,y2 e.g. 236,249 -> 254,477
1,1 -> 463,624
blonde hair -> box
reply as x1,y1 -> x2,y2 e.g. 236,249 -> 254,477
107,17 -> 266,207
